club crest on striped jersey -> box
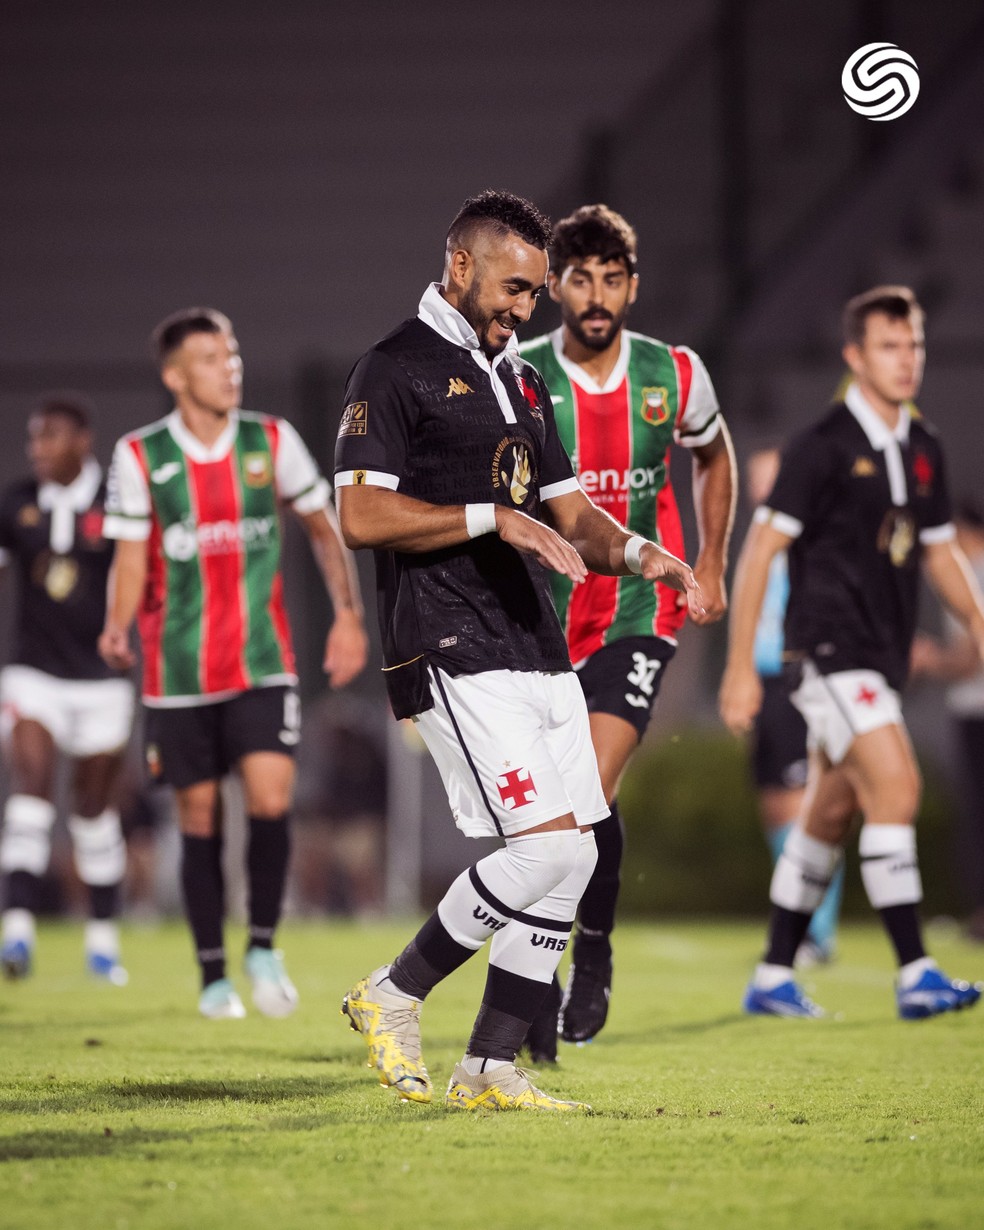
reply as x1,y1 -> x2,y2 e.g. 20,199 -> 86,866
640,386 -> 670,426
492,438 -> 533,506
242,452 -> 272,488
339,400 -> 368,436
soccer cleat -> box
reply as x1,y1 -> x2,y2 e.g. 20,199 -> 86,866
1,938 -> 33,980
445,1062 -> 591,1113
341,966 -> 432,1103
896,966 -> 983,1020
743,978 -> 825,1018
198,977 -> 247,1020
520,975 -> 561,1065
559,935 -> 612,1043
244,947 -> 299,1018
87,951 -> 129,986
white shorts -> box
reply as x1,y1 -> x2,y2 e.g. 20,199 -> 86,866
0,665 -> 135,758
414,666 -> 609,839
791,662 -> 903,766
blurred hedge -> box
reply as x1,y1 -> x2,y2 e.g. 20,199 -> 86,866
617,728 -> 959,918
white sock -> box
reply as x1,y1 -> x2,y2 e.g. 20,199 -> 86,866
754,962 -> 796,990
897,956 -> 937,989
2,908 -> 36,946
85,919 -> 120,958
461,1055 -> 511,1075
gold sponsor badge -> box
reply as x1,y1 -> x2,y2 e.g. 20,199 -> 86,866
44,555 -> 79,601
340,401 -> 368,436
852,456 -> 877,477
353,470 -> 367,485
18,504 -> 41,527
877,510 -> 915,567
492,439 -> 532,505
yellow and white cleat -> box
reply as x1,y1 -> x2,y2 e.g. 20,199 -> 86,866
445,1062 -> 592,1113
341,966 -> 432,1103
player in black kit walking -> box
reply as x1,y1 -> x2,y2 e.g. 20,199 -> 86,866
0,394 -> 133,982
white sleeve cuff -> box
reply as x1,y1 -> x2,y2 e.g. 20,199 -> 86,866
753,506 -> 803,538
920,522 -> 956,545
289,476 -> 330,514
540,476 -> 581,502
333,469 -> 400,490
102,514 -> 151,542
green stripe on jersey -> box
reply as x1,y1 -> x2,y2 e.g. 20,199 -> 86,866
234,416 -> 284,683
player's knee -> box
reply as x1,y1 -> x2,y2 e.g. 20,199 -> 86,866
502,826 -> 581,898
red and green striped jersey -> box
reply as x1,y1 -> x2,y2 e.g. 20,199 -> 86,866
519,329 -> 721,665
104,410 -> 328,706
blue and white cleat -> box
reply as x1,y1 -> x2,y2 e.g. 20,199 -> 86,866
743,978 -> 825,1018
897,966 -> 982,1020
198,977 -> 247,1020
244,947 -> 299,1018
1,938 -> 33,980
87,951 -> 129,986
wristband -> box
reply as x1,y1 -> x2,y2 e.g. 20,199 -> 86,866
624,535 -> 647,575
465,503 -> 498,539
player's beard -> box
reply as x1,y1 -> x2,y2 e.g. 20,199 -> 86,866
564,303 -> 630,352
460,279 -> 515,359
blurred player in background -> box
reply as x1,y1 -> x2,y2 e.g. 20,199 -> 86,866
100,308 -> 367,1019
336,191 -> 701,1113
745,445 -> 842,966
519,205 -> 735,1054
0,394 -> 133,983
720,286 -> 983,1019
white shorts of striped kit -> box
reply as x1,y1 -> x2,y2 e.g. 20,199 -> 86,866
0,665 -> 135,758
791,661 -> 903,766
413,665 -> 609,839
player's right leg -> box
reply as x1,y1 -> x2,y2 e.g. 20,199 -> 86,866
0,712 -> 58,979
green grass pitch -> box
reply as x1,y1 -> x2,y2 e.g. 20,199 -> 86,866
1,919 -> 982,1230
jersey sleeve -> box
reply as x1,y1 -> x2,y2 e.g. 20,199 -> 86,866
532,367 -> 579,501
753,428 -> 836,540
334,349 -> 418,491
672,347 -> 722,449
102,438 -> 152,541
274,419 -> 330,513
918,433 -> 955,544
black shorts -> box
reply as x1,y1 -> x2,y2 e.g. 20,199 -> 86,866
144,686 -> 300,790
574,636 -> 677,740
752,673 -> 808,790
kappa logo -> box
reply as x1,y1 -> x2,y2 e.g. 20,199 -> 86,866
151,461 -> 182,485
446,377 -> 474,397
852,456 -> 877,477
339,401 -> 368,437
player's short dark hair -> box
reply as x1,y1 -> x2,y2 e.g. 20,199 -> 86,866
954,497 -> 984,532
550,204 -> 638,275
446,190 -> 552,255
152,307 -> 233,366
842,285 -> 923,346
33,391 -> 95,431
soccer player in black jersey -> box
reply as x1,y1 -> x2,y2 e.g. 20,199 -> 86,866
337,190 -> 702,1111
720,287 -> 984,1019
0,394 -> 134,983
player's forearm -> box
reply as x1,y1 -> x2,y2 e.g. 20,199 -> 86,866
337,485 -> 474,553
924,541 -> 984,648
725,523 -> 784,669
103,539 -> 147,632
302,506 -> 365,617
691,426 -> 737,573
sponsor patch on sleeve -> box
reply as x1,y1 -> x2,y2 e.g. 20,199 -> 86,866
339,401 -> 368,436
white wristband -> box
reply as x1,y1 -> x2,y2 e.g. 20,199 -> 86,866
465,503 -> 498,539
624,535 -> 647,575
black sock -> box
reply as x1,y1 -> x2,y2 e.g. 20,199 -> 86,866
389,910 -> 475,1000
467,965 -> 552,1062
764,904 -> 814,967
4,869 -> 42,912
180,834 -> 225,988
246,815 -> 290,950
879,903 -> 926,966
88,882 -> 120,921
577,803 -> 623,936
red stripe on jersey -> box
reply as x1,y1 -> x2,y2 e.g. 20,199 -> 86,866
262,417 -> 280,482
565,381 -> 631,663
654,451 -> 688,638
670,348 -> 693,429
267,570 -> 295,676
187,456 -> 250,693
131,437 -> 166,698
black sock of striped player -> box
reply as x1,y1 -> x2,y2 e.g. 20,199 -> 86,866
576,803 -> 623,938
180,834 -> 226,988
246,816 -> 290,951
4,869 -> 42,913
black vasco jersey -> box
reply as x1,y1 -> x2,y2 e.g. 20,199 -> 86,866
335,306 -> 579,719
761,395 -> 952,692
0,466 -> 115,680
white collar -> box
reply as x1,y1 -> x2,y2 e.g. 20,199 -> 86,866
37,455 -> 102,512
845,382 -> 911,449
550,327 -> 631,395
166,408 -> 239,462
417,282 -> 518,371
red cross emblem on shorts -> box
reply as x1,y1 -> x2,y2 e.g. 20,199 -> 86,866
496,767 -> 538,810
855,685 -> 878,706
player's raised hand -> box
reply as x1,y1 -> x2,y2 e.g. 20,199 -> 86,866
683,560 -> 728,625
495,507 -> 588,583
718,664 -> 763,736
98,623 -> 136,671
323,608 -> 369,688
638,541 -> 704,620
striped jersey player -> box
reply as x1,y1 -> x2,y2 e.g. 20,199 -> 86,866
517,205 -> 736,1054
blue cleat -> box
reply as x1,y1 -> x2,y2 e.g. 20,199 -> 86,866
743,978 -> 825,1018
1,938 -> 33,980
87,951 -> 129,986
198,977 -> 247,1019
897,966 -> 982,1020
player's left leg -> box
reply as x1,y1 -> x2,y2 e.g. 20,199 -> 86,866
70,751 -> 128,985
